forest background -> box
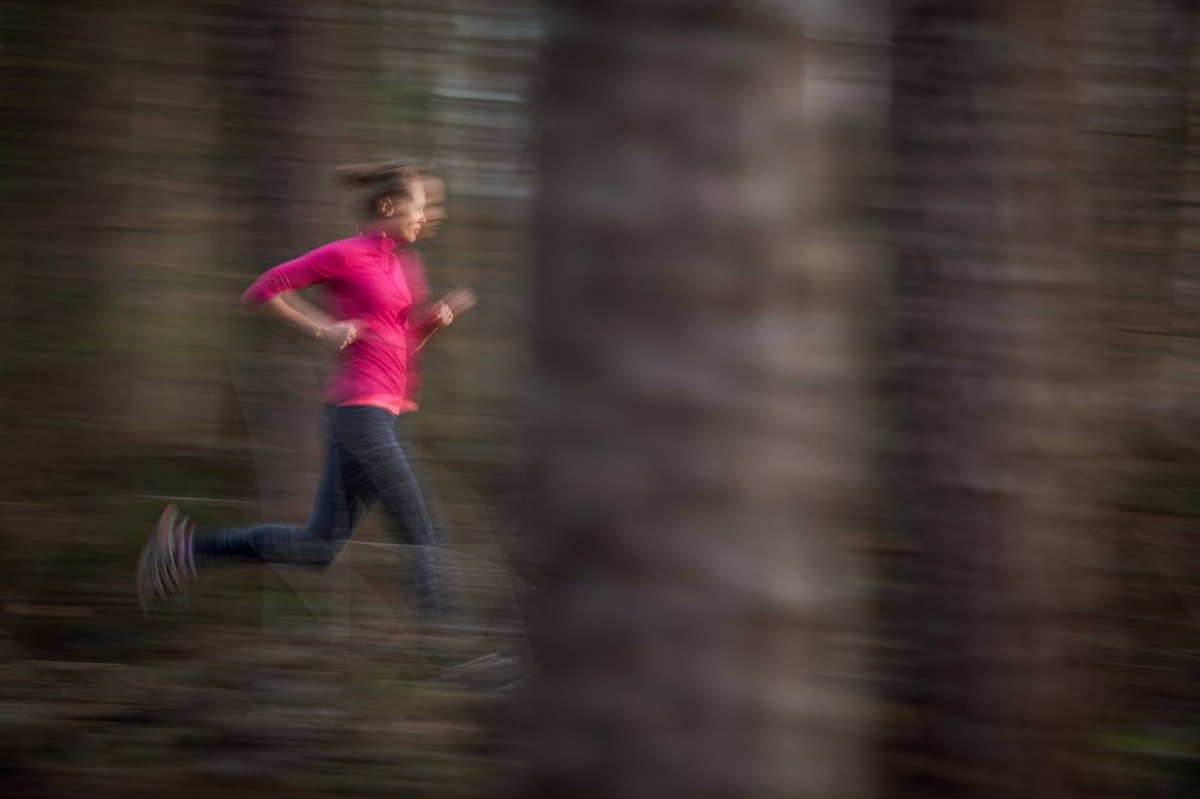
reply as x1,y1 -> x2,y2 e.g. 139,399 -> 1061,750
2,2 -> 1199,798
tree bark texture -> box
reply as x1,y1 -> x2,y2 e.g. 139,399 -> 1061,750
887,1 -> 1099,797
530,3 -> 880,798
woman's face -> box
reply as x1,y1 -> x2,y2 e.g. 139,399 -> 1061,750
418,176 -> 446,240
382,180 -> 426,243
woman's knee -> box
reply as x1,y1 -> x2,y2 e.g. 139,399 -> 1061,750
292,534 -> 347,568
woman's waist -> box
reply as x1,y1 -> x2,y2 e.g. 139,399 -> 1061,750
350,322 -> 423,346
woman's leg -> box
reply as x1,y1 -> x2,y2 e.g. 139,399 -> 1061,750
328,406 -> 453,620
192,410 -> 369,567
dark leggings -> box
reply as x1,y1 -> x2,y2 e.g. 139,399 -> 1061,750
194,405 -> 449,618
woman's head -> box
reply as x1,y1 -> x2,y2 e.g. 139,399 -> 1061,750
337,160 -> 434,243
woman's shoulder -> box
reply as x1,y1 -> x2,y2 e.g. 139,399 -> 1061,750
334,233 -> 404,261
288,237 -> 352,263
318,236 -> 360,256
297,235 -> 372,272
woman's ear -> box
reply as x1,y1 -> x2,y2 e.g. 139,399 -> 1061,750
377,197 -> 395,217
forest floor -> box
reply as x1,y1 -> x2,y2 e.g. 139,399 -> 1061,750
0,451 -> 528,798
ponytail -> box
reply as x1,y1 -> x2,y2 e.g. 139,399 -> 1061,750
335,159 -> 433,220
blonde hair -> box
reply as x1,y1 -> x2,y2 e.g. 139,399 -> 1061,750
335,159 -> 434,220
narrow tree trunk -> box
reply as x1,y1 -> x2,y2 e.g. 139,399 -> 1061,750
214,0 -> 379,520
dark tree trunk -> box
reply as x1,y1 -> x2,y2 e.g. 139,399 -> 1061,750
886,1 -> 1097,797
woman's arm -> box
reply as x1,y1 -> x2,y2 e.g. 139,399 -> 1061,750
250,293 -> 361,351
411,286 -> 477,352
240,242 -> 360,350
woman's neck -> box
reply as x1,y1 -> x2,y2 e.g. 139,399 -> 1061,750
358,222 -> 401,241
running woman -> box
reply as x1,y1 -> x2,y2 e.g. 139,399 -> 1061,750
137,161 -> 476,623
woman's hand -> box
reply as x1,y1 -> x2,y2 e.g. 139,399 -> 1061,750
429,286 -> 477,328
319,320 -> 364,351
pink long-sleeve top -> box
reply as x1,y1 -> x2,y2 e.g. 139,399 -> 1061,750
242,231 -> 435,415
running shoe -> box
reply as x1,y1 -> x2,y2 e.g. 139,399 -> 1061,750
136,503 -> 196,609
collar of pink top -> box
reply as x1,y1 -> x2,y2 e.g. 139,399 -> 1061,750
356,229 -> 402,253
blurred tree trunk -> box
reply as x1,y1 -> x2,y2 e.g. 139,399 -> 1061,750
214,0 -> 380,520
98,2 -> 230,446
1079,2 -> 1200,793
886,1 -> 1100,797
529,3 -> 881,798
0,0 -> 139,495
